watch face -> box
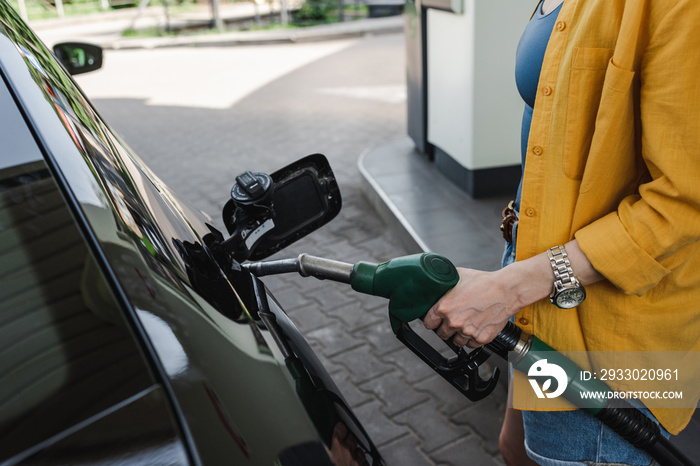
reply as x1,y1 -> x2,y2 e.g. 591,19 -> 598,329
556,288 -> 586,309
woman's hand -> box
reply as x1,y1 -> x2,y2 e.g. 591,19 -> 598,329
423,267 -> 521,348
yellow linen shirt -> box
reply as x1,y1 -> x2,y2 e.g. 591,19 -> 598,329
512,0 -> 700,434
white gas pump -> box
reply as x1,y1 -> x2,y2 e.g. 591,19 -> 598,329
406,0 -> 534,197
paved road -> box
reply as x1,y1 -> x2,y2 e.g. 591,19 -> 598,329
76,34 -> 506,465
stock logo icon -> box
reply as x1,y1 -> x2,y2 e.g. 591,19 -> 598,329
528,359 -> 568,399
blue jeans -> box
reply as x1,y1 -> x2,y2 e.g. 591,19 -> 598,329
501,215 -> 663,465
522,408 -> 661,465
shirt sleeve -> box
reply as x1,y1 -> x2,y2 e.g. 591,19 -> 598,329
575,0 -> 700,296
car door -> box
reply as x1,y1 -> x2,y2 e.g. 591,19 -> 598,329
0,67 -> 193,464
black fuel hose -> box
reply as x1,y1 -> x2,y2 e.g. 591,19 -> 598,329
595,400 -> 695,466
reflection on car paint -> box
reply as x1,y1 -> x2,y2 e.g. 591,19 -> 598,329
0,163 -> 182,463
136,310 -> 189,377
202,383 -> 250,459
2,7 -> 197,298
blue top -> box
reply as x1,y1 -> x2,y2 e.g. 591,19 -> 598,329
513,1 -> 563,208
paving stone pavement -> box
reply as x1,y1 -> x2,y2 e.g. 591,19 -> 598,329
78,33 -> 506,465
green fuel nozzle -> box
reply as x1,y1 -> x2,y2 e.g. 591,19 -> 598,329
350,253 -> 459,333
245,253 -> 460,333
245,253 -> 504,400
245,252 -> 504,339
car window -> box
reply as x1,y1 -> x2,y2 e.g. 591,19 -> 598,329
0,157 -> 188,464
0,59 -> 43,171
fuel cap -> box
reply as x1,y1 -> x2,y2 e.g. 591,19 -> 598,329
231,171 -> 272,206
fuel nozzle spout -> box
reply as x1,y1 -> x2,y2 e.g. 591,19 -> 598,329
243,254 -> 354,284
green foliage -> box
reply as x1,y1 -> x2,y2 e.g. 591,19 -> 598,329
6,0 -> 369,33
9,0 -> 197,21
292,0 -> 330,22
291,0 -> 367,25
9,0 -> 106,20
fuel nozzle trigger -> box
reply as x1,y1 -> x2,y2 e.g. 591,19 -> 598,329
395,322 -> 500,401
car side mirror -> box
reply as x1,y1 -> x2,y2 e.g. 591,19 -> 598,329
220,154 -> 342,262
53,42 -> 103,75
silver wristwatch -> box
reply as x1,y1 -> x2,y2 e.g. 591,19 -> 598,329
547,245 -> 586,309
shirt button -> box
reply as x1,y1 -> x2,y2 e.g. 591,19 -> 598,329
532,146 -> 543,156
542,85 -> 552,96
556,21 -> 566,31
525,208 -> 536,217
519,317 -> 530,326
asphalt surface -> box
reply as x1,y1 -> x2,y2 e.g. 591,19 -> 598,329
71,33 -> 507,465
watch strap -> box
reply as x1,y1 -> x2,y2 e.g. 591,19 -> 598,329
547,245 -> 582,305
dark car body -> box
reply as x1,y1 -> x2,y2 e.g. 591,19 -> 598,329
0,2 -> 381,464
